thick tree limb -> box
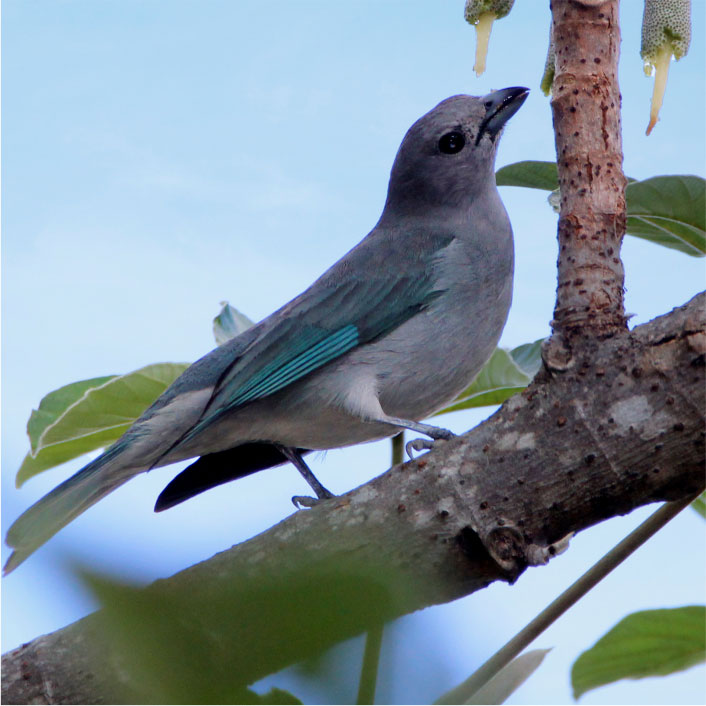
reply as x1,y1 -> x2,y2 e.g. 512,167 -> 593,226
3,292 -> 704,704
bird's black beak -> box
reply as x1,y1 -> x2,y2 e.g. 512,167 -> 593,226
476,86 -> 529,145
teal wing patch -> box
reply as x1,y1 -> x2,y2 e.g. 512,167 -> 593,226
177,230 -> 455,446
229,324 -> 359,406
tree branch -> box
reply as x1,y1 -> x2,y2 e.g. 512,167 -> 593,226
3,292 -> 704,704
550,0 -> 627,337
434,492 -> 700,705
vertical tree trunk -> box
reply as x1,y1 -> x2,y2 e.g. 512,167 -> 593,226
549,0 -> 627,342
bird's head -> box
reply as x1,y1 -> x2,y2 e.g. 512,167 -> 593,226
384,87 -> 529,215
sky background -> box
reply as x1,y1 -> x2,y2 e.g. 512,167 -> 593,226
2,1 -> 705,704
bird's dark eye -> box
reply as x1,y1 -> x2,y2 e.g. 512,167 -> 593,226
438,131 -> 466,154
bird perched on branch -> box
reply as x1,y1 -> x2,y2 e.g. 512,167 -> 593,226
5,87 -> 528,573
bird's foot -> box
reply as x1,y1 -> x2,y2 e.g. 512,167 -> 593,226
428,427 -> 455,441
291,488 -> 335,510
378,416 -> 455,460
405,438 -> 433,458
405,427 -> 455,460
276,444 -> 335,509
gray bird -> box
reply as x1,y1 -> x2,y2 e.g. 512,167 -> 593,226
4,87 -> 528,573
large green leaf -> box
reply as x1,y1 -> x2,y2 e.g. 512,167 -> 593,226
26,375 -> 116,454
16,301 -> 258,486
16,363 -> 189,487
435,649 -> 551,705
571,606 -> 706,699
435,339 -> 543,415
625,175 -> 705,256
496,161 -> 705,256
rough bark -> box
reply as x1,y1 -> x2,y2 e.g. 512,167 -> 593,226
2,292 -> 705,704
550,0 -> 627,337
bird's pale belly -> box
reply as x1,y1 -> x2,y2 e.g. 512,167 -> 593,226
367,288 -> 510,421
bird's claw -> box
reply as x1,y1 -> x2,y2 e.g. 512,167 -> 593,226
292,494 -> 320,509
406,438 -> 433,459
291,486 -> 335,509
405,428 -> 455,460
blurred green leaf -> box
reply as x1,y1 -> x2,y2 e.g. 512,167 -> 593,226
435,339 -> 543,415
571,606 -> 706,699
213,301 -> 255,345
435,648 -> 551,705
691,491 -> 706,520
625,175 -> 705,256
16,363 -> 188,487
82,555 -> 422,704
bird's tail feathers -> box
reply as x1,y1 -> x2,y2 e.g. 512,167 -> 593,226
4,447 -> 135,574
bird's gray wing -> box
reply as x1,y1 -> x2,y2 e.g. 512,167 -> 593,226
175,230 -> 455,447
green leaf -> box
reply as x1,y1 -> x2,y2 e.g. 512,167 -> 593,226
691,491 -> 706,520
625,175 -> 705,256
496,160 -> 637,192
213,301 -> 255,345
508,339 -> 544,376
18,299 -> 255,483
26,376 -> 117,454
571,606 -> 706,699
81,554 -> 421,704
496,160 -> 558,191
16,363 -> 189,487
435,339 -> 543,415
435,649 -> 551,705
496,162 -> 705,257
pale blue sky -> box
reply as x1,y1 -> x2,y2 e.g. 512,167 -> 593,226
2,2 -> 705,704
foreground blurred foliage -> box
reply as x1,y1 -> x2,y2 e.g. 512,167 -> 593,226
81,555 -> 425,704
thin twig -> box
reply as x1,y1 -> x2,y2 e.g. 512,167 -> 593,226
391,432 -> 405,466
355,434 -> 405,704
434,494 -> 700,704
357,624 -> 384,704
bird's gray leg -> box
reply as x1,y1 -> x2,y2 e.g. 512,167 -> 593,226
275,444 -> 335,509
375,416 -> 456,460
